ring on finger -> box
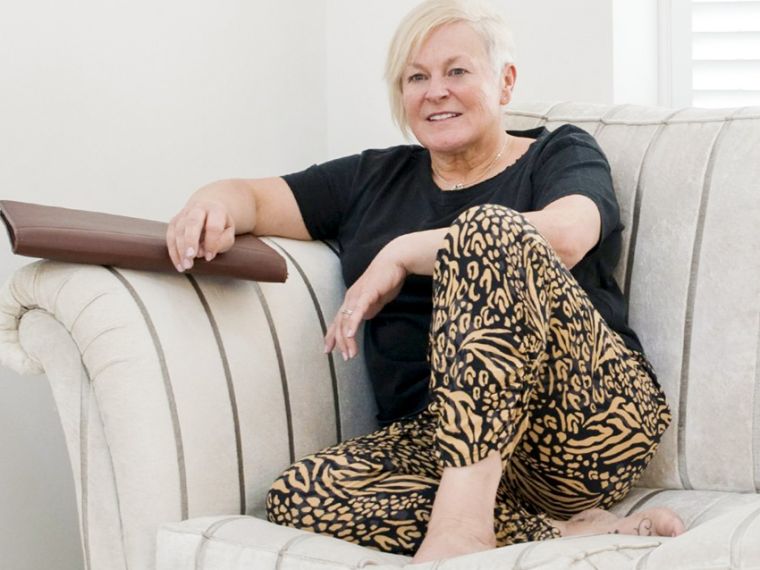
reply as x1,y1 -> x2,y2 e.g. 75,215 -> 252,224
341,308 -> 354,317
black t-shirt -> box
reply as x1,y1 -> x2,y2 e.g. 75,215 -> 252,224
283,125 -> 643,425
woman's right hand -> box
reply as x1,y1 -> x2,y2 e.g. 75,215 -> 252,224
166,199 -> 236,272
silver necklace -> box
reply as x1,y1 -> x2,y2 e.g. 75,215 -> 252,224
432,136 -> 510,191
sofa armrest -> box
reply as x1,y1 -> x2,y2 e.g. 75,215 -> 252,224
0,237 -> 377,570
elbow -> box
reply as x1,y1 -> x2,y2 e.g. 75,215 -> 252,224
551,234 -> 591,270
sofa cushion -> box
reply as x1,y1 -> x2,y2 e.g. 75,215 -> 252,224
156,515 -> 666,570
156,515 -> 409,569
156,492 -> 760,569
611,487 -> 760,529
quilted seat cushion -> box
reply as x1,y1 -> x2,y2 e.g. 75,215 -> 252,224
156,515 -> 408,569
156,491 -> 760,570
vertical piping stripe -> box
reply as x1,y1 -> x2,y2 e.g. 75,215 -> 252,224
622,109 -> 685,303
730,503 -> 760,568
80,367 -> 92,570
251,282 -> 295,464
107,268 -> 188,519
186,275 -> 246,515
29,305 -> 128,569
754,312 -> 760,492
93,394 -> 130,570
623,488 -> 667,517
677,115 -> 737,490
265,239 -> 342,443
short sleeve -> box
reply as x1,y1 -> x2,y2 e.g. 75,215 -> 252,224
282,154 -> 362,240
531,125 -> 620,245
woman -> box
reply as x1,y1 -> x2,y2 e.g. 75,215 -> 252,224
166,0 -> 684,563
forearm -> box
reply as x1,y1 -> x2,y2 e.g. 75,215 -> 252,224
390,196 -> 599,276
389,228 -> 449,276
189,179 -> 258,234
523,205 -> 600,269
522,210 -> 579,269
389,215 -> 575,277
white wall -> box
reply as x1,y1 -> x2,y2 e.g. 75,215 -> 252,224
325,0 -> 418,158
0,1 -> 659,568
613,0 -> 659,106
0,2 -> 326,569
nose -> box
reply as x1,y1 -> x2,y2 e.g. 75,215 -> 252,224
425,75 -> 449,101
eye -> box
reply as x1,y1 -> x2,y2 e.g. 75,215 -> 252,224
449,67 -> 468,77
407,73 -> 427,83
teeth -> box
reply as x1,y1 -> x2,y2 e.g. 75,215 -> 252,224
429,113 -> 459,121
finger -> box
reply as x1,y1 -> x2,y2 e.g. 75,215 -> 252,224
172,210 -> 190,268
323,321 -> 336,354
166,222 -> 184,272
343,300 -> 369,359
181,206 -> 208,269
340,311 -> 357,359
173,214 -> 194,272
174,216 -> 194,271
197,245 -> 205,258
334,309 -> 350,361
345,334 -> 358,360
215,227 -> 236,258
203,207 -> 229,260
341,310 -> 364,360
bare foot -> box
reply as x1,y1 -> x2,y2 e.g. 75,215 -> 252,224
561,507 -> 685,538
412,517 -> 496,564
611,507 -> 686,537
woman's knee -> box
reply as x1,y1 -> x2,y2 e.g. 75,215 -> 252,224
440,204 -> 540,263
452,204 -> 533,234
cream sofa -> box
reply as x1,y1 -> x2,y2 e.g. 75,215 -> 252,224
2,102 -> 760,570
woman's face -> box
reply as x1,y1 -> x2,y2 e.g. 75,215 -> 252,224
401,22 -> 513,155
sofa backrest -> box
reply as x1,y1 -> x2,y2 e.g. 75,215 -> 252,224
505,102 -> 760,493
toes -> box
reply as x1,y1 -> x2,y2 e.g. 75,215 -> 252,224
636,508 -> 686,537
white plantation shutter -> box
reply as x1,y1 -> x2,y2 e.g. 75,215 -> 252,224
691,0 -> 760,107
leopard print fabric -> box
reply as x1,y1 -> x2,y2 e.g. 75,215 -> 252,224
266,204 -> 671,556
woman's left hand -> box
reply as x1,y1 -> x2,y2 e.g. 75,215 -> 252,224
325,240 -> 408,361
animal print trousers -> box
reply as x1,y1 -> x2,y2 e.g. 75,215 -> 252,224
266,205 -> 671,556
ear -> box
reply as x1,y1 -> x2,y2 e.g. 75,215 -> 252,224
499,63 -> 517,105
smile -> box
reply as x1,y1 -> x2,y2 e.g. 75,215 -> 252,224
427,112 -> 461,122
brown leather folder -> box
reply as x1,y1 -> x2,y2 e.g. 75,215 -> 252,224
0,200 -> 288,282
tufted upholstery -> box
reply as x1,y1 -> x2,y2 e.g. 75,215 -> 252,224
1,102 -> 759,569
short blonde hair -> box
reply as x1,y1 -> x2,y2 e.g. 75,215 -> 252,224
384,0 -> 517,137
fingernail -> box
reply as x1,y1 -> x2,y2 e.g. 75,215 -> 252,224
347,330 -> 354,338
323,344 -> 329,353
205,253 -> 212,261
348,349 -> 355,359
176,264 -> 184,272
182,258 -> 193,270
185,247 -> 195,258
342,352 -> 347,361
